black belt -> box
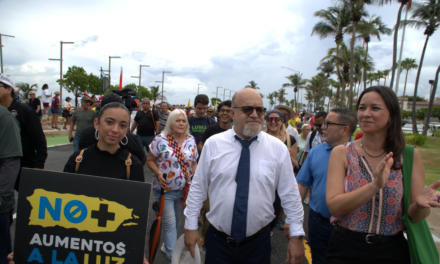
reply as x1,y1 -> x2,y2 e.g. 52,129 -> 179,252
334,225 -> 404,244
310,209 -> 330,222
211,225 -> 268,246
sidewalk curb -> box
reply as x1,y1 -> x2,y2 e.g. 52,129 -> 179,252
48,143 -> 72,148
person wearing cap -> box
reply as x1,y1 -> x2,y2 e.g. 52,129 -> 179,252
27,90 -> 42,122
0,73 -> 47,184
206,106 -> 217,122
0,104 -> 22,264
69,96 -> 97,153
62,97 -> 73,130
274,105 -> 299,144
50,91 -> 61,129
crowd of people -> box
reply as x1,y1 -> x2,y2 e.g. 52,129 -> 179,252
1,71 -> 440,264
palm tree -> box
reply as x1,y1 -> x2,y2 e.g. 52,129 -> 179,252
400,58 -> 418,110
311,5 -> 351,45
339,0 -> 374,110
245,80 -> 260,90
283,73 -> 307,110
17,83 -> 39,104
382,69 -> 391,85
376,70 -> 384,85
352,15 -> 392,90
317,60 -> 336,78
400,0 -> 440,133
288,99 -> 296,109
377,0 -> 411,89
306,74 -> 329,111
273,91 -> 279,105
277,88 -> 288,105
149,85 -> 161,104
267,93 -> 276,110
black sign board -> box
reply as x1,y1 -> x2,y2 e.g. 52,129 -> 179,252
14,168 -> 151,264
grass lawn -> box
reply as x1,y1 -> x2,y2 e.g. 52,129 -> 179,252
46,135 -> 70,147
410,137 -> 440,186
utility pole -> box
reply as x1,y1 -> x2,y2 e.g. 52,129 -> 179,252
131,65 -> 150,93
109,56 -> 121,89
224,89 -> 229,101
0,34 -> 15,73
49,41 -> 74,102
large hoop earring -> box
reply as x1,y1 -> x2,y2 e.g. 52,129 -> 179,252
95,130 -> 99,140
120,135 -> 128,146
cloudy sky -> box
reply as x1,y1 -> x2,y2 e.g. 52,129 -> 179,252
1,0 -> 439,108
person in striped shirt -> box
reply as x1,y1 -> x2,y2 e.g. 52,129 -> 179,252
158,101 -> 169,133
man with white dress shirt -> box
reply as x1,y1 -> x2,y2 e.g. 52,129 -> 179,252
184,88 -> 305,264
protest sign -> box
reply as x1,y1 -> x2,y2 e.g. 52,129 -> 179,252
14,168 -> 151,264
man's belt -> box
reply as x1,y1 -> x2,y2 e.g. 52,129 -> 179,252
211,225 -> 268,246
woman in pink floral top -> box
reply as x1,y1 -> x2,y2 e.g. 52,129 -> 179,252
147,109 -> 198,262
325,86 -> 440,264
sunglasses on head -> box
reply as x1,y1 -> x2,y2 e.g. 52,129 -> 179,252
266,117 -> 282,123
233,106 -> 265,116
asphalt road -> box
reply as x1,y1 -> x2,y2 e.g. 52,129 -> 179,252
11,143 -> 309,264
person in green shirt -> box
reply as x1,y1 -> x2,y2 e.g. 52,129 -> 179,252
0,104 -> 22,263
69,96 -> 97,153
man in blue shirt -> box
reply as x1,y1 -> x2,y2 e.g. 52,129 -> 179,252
295,108 -> 357,264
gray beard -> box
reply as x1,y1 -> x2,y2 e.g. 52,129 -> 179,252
243,123 -> 262,138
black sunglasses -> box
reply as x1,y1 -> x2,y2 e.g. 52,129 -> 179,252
219,109 -> 231,113
323,121 -> 347,128
314,123 -> 323,128
233,106 -> 265,116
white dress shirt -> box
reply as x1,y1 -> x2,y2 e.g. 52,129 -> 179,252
184,128 -> 305,238
286,124 -> 299,145
304,131 -> 322,153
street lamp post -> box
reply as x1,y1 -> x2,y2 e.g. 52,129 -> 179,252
0,34 -> 15,74
131,65 -> 150,88
49,41 -> 74,102
161,71 -> 171,99
229,90 -> 233,100
212,86 -> 222,99
109,56 -> 121,88
198,83 -> 201,95
223,89 -> 229,101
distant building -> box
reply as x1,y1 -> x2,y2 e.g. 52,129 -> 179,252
397,96 -> 440,111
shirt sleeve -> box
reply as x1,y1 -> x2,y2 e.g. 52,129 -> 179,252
26,108 -> 47,168
184,139 -> 211,230
277,147 -> 305,237
153,111 -> 159,122
304,132 -> 312,153
127,133 -> 147,164
199,126 -> 212,143
296,149 -> 314,187
72,111 -> 77,122
0,157 -> 20,198
130,156 -> 145,182
149,136 -> 161,158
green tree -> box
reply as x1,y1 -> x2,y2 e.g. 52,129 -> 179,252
352,15 -> 391,90
407,95 -> 426,102
377,0 -> 411,89
382,69 -> 391,85
277,88 -> 288,105
57,66 -> 89,107
399,0 -> 440,133
272,91 -> 279,105
400,58 -> 418,109
311,5 -> 351,45
245,80 -> 260,90
149,85 -> 161,104
283,73 -> 307,110
16,83 -> 38,104
416,108 -> 428,121
87,73 -> 102,95
376,70 -> 384,85
431,105 -> 440,121
402,110 -> 412,119
210,97 -> 222,107
267,93 -> 275,110
259,93 -> 265,99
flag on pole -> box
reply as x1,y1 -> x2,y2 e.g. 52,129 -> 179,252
407,0 -> 412,10
187,98 -> 191,107
119,67 -> 123,90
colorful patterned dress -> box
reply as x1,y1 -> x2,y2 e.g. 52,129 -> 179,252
330,142 -> 405,235
149,134 -> 198,192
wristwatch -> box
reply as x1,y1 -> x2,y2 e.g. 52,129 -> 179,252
292,236 -> 304,240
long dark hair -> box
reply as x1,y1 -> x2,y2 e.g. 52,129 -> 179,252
357,86 -> 405,170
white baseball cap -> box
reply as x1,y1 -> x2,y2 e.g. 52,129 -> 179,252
0,73 -> 14,87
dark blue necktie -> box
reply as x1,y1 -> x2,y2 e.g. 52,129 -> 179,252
231,135 -> 257,243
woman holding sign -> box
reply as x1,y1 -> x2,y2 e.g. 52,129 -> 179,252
63,102 -> 144,181
147,109 -> 198,262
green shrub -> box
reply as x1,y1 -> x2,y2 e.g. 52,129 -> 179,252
405,133 -> 428,146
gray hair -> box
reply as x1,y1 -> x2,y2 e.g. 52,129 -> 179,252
162,109 -> 190,136
330,107 -> 358,136
142,98 -> 150,103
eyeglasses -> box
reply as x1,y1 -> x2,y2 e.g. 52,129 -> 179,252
219,109 -> 231,113
323,121 -> 347,128
314,123 -> 323,128
266,117 -> 281,123
233,106 -> 265,116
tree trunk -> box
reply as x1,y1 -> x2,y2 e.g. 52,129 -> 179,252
401,69 -> 409,110
363,43 -> 369,91
389,3 -> 404,89
383,77 -> 386,86
336,65 -> 345,107
348,22 -> 357,110
411,34 -> 430,134
423,65 -> 440,136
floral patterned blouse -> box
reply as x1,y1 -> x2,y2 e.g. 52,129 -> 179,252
149,134 -> 198,192
330,142 -> 405,235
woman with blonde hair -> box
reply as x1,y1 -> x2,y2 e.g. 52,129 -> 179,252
264,109 -> 298,231
147,109 -> 198,262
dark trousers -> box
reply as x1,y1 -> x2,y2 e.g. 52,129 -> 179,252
204,226 -> 271,264
324,228 -> 411,264
308,209 -> 334,264
0,210 -> 13,264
